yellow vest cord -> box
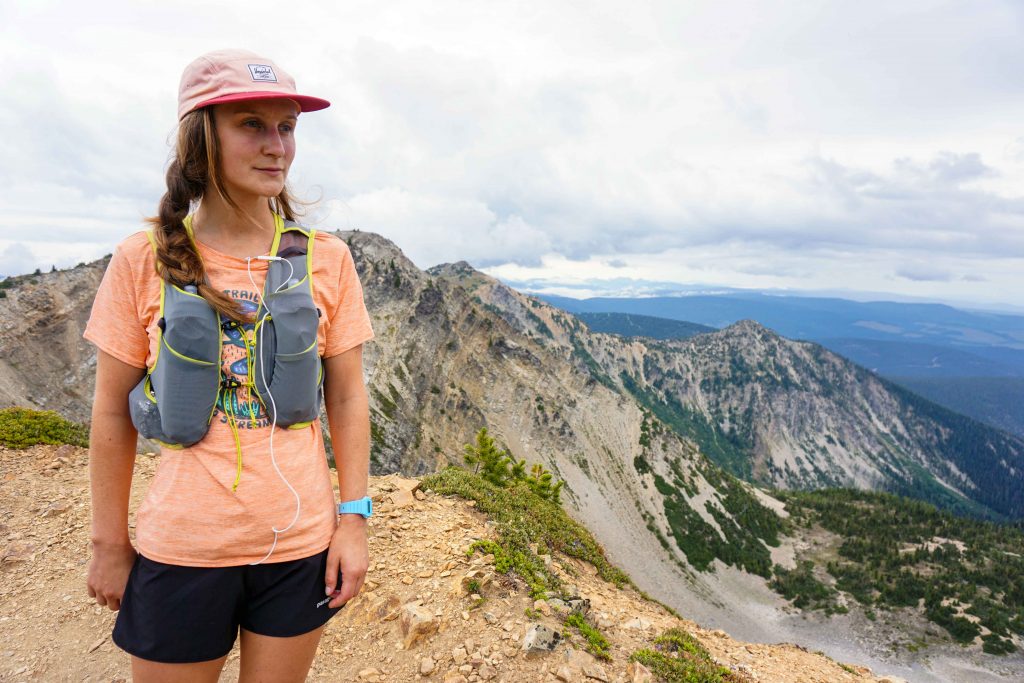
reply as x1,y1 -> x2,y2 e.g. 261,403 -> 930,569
223,392 -> 244,492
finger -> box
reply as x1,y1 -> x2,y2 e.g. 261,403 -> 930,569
324,553 -> 341,596
87,585 -> 96,599
328,571 -> 348,608
335,569 -> 365,606
95,594 -> 107,607
108,598 -> 121,612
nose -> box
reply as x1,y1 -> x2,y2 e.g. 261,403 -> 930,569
262,128 -> 286,158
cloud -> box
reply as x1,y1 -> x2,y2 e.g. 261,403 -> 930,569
3,0 -> 1024,308
895,265 -> 953,282
0,243 -> 39,278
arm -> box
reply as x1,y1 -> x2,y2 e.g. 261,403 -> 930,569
322,344 -> 371,607
87,350 -> 146,610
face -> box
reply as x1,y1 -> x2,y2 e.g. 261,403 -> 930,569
211,99 -> 299,202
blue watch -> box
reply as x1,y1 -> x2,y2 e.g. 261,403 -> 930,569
337,496 -> 373,519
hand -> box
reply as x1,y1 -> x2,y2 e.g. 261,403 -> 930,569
324,516 -> 369,608
87,540 -> 137,611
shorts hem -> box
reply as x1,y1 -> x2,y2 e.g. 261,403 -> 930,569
112,629 -> 234,665
240,602 -> 343,639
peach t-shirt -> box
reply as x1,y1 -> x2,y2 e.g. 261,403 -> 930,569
84,225 -> 374,567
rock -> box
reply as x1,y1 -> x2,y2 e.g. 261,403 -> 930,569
414,489 -> 426,500
477,662 -> 497,680
420,656 -> 436,675
390,489 -> 416,508
555,665 -> 575,681
357,667 -> 382,681
533,599 -> 552,616
582,662 -> 609,681
626,661 -> 652,683
377,595 -> 402,621
621,617 -> 651,631
442,672 -> 468,683
39,502 -> 71,518
401,603 -> 439,648
452,646 -> 468,665
548,598 -> 568,613
87,636 -> 106,653
566,597 -> 590,614
1,541 -> 37,564
521,624 -> 562,653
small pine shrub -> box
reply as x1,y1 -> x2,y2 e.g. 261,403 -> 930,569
422,466 -> 630,598
564,612 -> 611,660
630,627 -> 742,682
0,407 -> 89,449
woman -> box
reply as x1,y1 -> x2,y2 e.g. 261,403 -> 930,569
84,49 -> 374,681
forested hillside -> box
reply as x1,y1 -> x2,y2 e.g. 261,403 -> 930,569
773,490 -> 1024,656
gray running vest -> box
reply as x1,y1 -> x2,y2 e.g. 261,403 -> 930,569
128,218 -> 323,448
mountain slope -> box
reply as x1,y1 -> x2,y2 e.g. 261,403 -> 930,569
3,443 -> 898,682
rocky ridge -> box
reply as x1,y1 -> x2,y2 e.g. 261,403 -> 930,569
0,443 -> 891,683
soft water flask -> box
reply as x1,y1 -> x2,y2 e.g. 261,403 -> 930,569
286,278 -> 300,288
184,285 -> 198,294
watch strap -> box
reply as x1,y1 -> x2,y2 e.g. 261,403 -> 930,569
337,496 -> 373,519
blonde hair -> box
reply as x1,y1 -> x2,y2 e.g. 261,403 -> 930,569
147,107 -> 300,322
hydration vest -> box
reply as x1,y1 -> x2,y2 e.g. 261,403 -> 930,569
128,215 -> 324,455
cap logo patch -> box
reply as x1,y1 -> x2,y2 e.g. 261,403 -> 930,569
247,64 -> 277,82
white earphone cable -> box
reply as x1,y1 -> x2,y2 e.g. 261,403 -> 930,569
245,254 -> 300,565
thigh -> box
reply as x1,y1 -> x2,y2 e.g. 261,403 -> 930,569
238,625 -> 325,683
132,654 -> 228,683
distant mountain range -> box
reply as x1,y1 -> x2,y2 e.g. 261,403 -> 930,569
540,295 -> 1024,438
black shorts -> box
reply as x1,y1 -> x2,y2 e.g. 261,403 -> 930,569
112,548 -> 343,663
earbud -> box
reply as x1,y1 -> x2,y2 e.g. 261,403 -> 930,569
256,255 -> 284,261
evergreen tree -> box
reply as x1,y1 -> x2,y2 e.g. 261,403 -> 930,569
462,427 -> 513,487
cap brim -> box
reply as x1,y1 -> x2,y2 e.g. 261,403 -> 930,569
191,91 -> 331,116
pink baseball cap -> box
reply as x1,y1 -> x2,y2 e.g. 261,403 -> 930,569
177,49 -> 330,120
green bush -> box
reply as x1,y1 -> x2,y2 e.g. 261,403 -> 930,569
421,466 -> 630,598
629,627 -> 741,682
0,407 -> 89,449
564,612 -> 611,660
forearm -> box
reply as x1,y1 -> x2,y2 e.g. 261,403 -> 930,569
88,404 -> 138,547
325,386 -> 370,503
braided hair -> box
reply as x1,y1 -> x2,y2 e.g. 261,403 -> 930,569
147,108 -> 300,323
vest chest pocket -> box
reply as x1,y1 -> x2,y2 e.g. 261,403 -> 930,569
130,287 -> 221,447
256,342 -> 323,425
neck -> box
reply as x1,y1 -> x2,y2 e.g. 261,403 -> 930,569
193,192 -> 277,246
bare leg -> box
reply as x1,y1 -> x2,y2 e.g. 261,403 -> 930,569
132,654 -> 228,683
238,625 -> 325,683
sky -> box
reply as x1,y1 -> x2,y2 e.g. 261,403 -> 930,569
2,0 -> 1023,310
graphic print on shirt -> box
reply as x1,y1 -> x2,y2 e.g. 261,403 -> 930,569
214,289 -> 269,429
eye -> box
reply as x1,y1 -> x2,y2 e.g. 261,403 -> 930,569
243,119 -> 263,130
279,122 -> 295,134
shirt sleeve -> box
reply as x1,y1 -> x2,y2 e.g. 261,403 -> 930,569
83,239 -> 151,369
323,238 -> 375,358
